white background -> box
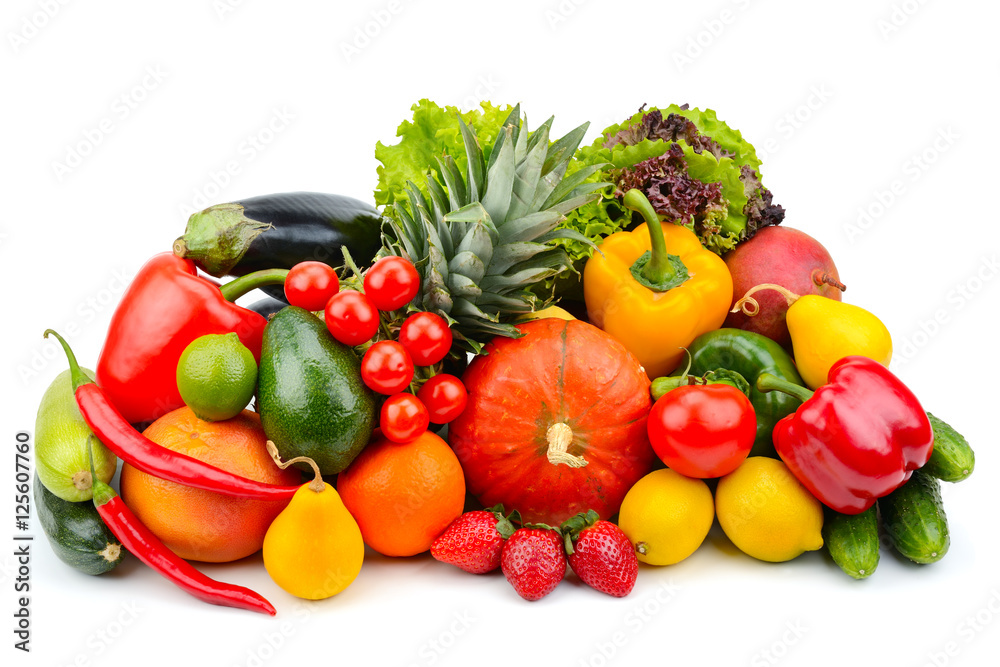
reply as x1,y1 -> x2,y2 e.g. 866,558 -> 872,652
4,1 -> 999,666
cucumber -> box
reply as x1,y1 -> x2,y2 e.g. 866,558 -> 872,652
823,505 -> 879,579
34,474 -> 125,575
924,412 -> 975,482
879,470 -> 950,564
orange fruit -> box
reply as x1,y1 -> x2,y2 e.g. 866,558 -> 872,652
337,430 -> 465,557
120,407 -> 301,563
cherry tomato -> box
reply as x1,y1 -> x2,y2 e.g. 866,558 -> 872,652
416,374 -> 467,424
324,290 -> 379,346
284,261 -> 340,311
398,312 -> 452,366
363,256 -> 420,311
647,385 -> 756,478
380,393 -> 429,443
361,341 -> 414,395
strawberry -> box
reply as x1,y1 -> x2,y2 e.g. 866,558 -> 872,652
500,525 -> 566,601
431,505 -> 515,574
562,510 -> 638,598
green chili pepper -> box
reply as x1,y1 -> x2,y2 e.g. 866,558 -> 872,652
669,328 -> 806,457
651,368 -> 751,399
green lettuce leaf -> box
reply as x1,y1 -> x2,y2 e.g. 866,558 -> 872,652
664,104 -> 762,170
374,99 -> 515,208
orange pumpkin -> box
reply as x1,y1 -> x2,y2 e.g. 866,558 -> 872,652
448,319 -> 655,524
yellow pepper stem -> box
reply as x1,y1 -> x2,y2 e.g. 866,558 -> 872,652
623,189 -> 689,292
731,283 -> 802,316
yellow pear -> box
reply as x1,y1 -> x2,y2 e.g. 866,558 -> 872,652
787,296 -> 892,389
733,284 -> 892,389
262,442 -> 364,600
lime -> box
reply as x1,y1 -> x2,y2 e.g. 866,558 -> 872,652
176,333 -> 257,422
715,457 -> 824,563
617,468 -> 715,566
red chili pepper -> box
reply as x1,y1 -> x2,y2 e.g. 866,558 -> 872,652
758,356 -> 933,514
88,445 -> 276,616
46,330 -> 297,501
95,253 -> 287,424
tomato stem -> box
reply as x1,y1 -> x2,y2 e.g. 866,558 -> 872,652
339,245 -> 366,285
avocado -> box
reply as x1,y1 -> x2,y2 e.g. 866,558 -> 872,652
258,307 -> 375,475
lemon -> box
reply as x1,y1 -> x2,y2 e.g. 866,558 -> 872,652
617,468 -> 715,566
176,333 -> 257,422
715,457 -> 824,562
516,305 -> 575,322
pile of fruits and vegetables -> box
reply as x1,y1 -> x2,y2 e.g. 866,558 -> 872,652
33,100 -> 975,612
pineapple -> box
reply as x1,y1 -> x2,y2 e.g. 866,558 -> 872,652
385,105 -> 609,352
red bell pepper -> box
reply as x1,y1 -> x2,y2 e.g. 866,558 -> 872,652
96,252 -> 287,424
757,356 -> 933,515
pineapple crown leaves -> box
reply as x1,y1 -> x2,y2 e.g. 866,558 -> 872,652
386,105 -> 611,352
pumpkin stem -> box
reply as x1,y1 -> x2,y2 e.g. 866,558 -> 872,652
266,440 -> 325,493
545,422 -> 587,468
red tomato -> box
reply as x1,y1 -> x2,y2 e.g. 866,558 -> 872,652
380,393 -> 429,443
363,256 -> 420,312
417,374 -> 467,424
284,261 -> 340,311
361,341 -> 415,395
647,385 -> 756,478
398,312 -> 452,366
324,290 -> 379,346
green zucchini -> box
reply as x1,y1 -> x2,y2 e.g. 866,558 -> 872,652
823,505 -> 879,579
35,473 -> 124,575
924,413 -> 975,482
879,470 -> 950,564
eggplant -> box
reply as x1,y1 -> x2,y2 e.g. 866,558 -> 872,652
174,192 -> 385,301
246,295 -> 289,320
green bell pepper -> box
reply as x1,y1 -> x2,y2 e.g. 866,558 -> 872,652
668,328 -> 806,457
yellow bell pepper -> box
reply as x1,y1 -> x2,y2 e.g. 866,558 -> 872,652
583,189 -> 733,379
